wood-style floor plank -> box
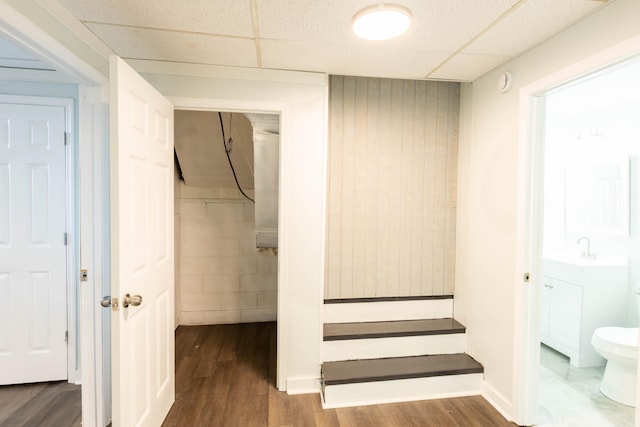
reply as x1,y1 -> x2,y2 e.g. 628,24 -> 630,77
163,322 -> 518,427
0,323 -> 516,427
0,381 -> 81,427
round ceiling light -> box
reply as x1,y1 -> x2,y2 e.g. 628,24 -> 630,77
352,4 -> 412,41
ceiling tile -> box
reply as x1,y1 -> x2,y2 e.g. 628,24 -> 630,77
427,53 -> 512,82
48,0 -> 613,82
464,0 -> 603,56
261,39 -> 449,80
257,0 -> 519,52
86,23 -> 258,67
57,0 -> 254,37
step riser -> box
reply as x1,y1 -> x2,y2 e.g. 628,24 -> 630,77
322,334 -> 466,362
322,373 -> 483,409
324,299 -> 453,323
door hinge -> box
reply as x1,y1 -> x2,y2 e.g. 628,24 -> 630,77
65,331 -> 68,343
80,270 -> 88,282
64,232 -> 68,246
523,272 -> 531,283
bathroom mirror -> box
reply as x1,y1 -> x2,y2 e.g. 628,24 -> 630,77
564,156 -> 629,235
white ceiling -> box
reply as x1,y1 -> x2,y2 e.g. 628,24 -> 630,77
52,0 -> 612,82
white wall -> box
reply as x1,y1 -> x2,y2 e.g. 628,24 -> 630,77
456,0 -> 640,420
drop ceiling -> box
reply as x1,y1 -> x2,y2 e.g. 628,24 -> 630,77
52,0 -> 612,82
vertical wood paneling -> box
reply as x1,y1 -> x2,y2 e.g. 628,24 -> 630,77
421,82 -> 438,296
386,80 -> 404,296
410,81 -> 427,295
376,80 -> 392,296
352,78 -> 368,297
326,78 -> 344,299
444,84 -> 461,295
398,81 -> 415,297
363,79 -> 380,297
326,76 -> 459,299
340,77 -> 356,298
432,83 -> 449,295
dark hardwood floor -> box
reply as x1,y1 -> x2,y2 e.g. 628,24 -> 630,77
163,322 -> 518,427
0,322 -> 517,427
0,381 -> 81,427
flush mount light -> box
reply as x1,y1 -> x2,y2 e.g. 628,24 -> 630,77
352,4 -> 412,40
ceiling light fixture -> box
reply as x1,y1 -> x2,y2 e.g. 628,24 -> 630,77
352,4 -> 412,41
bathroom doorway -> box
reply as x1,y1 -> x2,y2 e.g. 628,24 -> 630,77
535,56 -> 640,426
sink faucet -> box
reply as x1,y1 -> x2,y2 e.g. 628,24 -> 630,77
576,236 -> 592,258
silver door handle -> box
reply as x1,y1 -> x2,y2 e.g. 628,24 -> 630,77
122,293 -> 143,308
100,296 -> 111,307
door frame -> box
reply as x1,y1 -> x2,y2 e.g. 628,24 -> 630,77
171,96 -> 288,389
0,5 -> 109,427
512,34 -> 640,425
0,93 -> 77,382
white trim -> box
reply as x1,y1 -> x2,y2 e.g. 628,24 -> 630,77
323,299 -> 454,323
286,376 -> 321,395
63,97 -> 79,384
170,96 -> 289,391
0,1 -> 106,85
513,34 -> 640,426
482,382 -> 514,423
322,374 -> 483,409
322,334 -> 466,362
78,84 -> 110,427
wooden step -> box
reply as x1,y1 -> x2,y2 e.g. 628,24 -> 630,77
322,353 -> 483,386
321,353 -> 484,408
323,318 -> 465,341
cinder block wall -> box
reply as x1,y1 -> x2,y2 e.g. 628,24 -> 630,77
178,184 -> 277,325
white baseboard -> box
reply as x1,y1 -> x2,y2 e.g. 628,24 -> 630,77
286,376 -> 321,394
481,381 -> 514,423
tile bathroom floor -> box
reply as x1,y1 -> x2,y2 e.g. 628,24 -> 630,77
538,344 -> 635,426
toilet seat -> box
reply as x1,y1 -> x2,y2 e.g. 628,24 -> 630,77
592,327 -> 638,360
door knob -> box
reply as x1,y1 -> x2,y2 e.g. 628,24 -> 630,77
122,293 -> 143,308
100,296 -> 111,307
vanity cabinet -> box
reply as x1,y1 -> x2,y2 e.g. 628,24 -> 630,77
540,277 -> 582,353
541,257 -> 628,368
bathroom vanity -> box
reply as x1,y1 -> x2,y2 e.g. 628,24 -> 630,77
541,255 -> 628,367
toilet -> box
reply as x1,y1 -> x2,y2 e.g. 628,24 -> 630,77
591,289 -> 640,407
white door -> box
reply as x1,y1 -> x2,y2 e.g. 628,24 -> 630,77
0,99 -> 68,384
110,56 -> 175,427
